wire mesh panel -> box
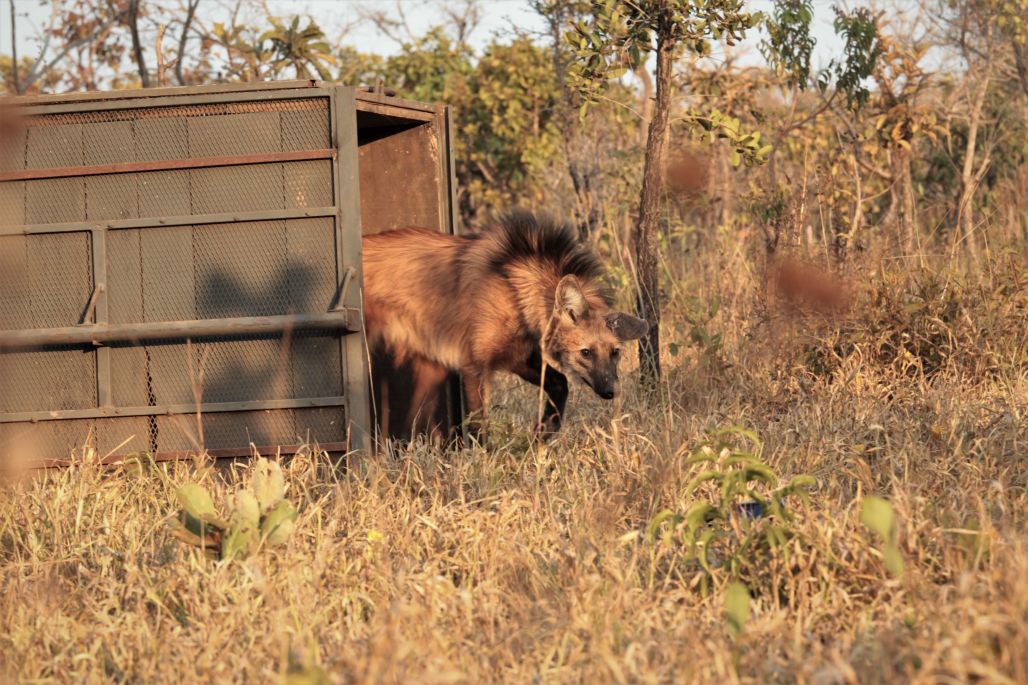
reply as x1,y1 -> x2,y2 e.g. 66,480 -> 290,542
0,84 -> 371,466
0,232 -> 97,418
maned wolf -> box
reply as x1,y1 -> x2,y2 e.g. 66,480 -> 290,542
362,210 -> 649,439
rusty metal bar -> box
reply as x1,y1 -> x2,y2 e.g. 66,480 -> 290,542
12,82 -> 428,115
12,80 -> 324,107
0,396 -> 347,424
329,266 -> 356,312
0,149 -> 336,183
31,441 -> 349,469
3,207 -> 338,237
90,227 -> 112,408
78,283 -> 105,325
332,87 -> 373,454
0,309 -> 360,350
29,98 -> 327,128
355,91 -> 440,115
442,106 -> 466,436
15,84 -> 330,116
355,100 -> 436,122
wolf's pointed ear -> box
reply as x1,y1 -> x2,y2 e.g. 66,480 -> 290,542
605,312 -> 649,341
555,275 -> 587,323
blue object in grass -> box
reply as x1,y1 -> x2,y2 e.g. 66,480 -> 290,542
736,501 -> 765,519
735,499 -> 787,520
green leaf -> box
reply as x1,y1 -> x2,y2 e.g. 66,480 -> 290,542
176,484 -> 221,525
716,425 -> 762,447
724,581 -> 750,637
684,501 -> 718,530
883,542 -> 905,576
685,470 -> 724,494
787,475 -> 817,490
860,496 -> 896,540
221,523 -> 257,561
645,509 -> 680,542
284,665 -> 329,685
261,501 -> 298,547
232,491 -> 261,530
742,464 -> 775,483
220,490 -> 262,560
175,511 -> 221,549
695,529 -> 716,572
252,457 -> 287,514
775,474 -> 817,501
685,448 -> 717,465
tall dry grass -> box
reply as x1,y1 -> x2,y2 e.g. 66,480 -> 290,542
0,228 -> 1025,684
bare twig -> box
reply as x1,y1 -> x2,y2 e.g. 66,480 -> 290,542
175,0 -> 201,85
9,0 -> 19,94
155,24 -> 168,86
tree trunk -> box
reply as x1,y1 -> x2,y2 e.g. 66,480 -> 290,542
843,145 -> 863,261
9,0 -> 19,94
128,0 -> 151,88
635,64 -> 654,147
956,71 -> 988,266
1013,41 -> 1028,99
891,148 -> 917,253
634,36 -> 674,386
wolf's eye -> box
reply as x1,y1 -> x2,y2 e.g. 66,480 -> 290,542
612,348 -> 621,359
580,348 -> 592,358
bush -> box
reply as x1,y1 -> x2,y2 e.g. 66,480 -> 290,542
804,261 -> 1027,380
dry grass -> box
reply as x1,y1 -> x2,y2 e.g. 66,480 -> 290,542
1,250 -> 1026,684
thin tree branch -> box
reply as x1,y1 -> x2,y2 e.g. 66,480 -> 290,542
9,0 -> 19,94
128,0 -> 151,87
175,0 -> 201,86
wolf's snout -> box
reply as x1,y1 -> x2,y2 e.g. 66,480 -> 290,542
588,368 -> 616,401
592,374 -> 616,400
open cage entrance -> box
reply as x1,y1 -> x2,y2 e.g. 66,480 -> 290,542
356,105 -> 463,443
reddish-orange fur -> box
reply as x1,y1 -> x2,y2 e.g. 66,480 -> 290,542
361,212 -> 648,439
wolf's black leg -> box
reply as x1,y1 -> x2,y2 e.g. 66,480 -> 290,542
513,351 -> 568,438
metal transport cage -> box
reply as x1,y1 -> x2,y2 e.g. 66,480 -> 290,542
0,81 -> 462,466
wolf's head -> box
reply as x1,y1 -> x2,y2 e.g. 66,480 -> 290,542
542,275 -> 649,400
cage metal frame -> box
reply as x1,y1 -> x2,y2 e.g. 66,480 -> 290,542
0,81 -> 461,466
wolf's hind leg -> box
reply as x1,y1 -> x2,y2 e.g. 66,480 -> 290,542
408,356 -> 449,440
460,369 -> 491,447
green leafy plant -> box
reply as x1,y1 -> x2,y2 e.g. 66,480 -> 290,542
173,457 -> 298,561
860,495 -> 904,576
825,7 -> 881,109
759,1 -> 881,110
724,580 -> 751,637
667,295 -> 724,368
724,579 -> 751,668
760,0 -> 816,89
685,296 -> 724,366
646,427 -> 816,592
261,16 -> 336,80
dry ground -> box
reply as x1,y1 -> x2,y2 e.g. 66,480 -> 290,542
0,254 -> 1025,684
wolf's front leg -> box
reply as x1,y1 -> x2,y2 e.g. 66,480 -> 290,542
460,369 -> 491,447
512,353 -> 568,440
